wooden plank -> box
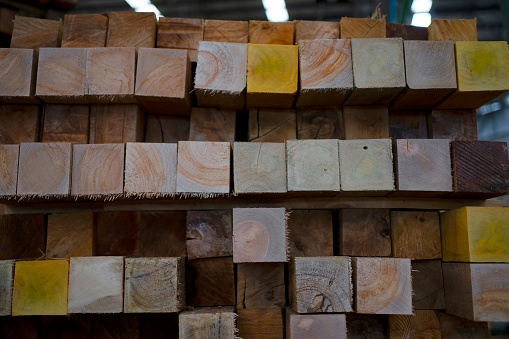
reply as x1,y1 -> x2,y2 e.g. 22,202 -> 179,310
179,307 -> 236,338
36,48 -> 88,104
124,257 -> 185,313
91,314 -> 139,339
140,314 -> 179,339
391,41 -> 456,109
343,106 -> 389,140
340,17 -> 386,38
176,141 -> 230,197
428,109 -> 477,141
17,142 -> 72,197
287,308 -> 347,339
440,206 -> 509,262
68,256 -> 124,314
71,144 -> 125,197
89,104 -> 144,144
290,256 -> 352,313
391,211 -> 441,259
248,108 -> 296,142
157,17 -> 203,62
346,314 -> 388,339
388,310 -> 441,338
233,207 -> 287,263
41,315 -> 90,339
237,263 -> 285,309
411,260 -> 445,310
203,19 -> 248,43
388,109 -> 428,140
233,142 -> 286,195
0,145 -> 18,198
294,20 -> 340,42
437,311 -> 490,339
186,210 -> 232,259
345,38 -> 405,105
246,44 -> 298,108
11,16 -> 61,49
296,39 -> 353,107
0,214 -> 45,260
451,141 -> 509,198
0,317 -> 38,339
339,139 -> 394,195
46,211 -> 95,258
189,107 -> 236,142
41,104 -> 89,143
186,257 -> 235,306
393,139 -> 453,196
436,41 -> 509,109
297,106 -> 343,140
288,210 -> 333,258
386,22 -> 427,40
96,211 -> 140,256
249,20 -> 294,44
61,14 -> 108,48
124,142 -> 177,197
135,48 -> 191,115
0,105 -> 40,144
12,260 -> 69,316
139,211 -> 187,257
353,257 -> 412,315
428,19 -> 477,41
145,114 -> 189,142
0,48 -> 38,104
0,260 -> 13,316
106,12 -> 156,48
237,308 -> 284,339
287,139 -> 340,194
339,209 -> 391,257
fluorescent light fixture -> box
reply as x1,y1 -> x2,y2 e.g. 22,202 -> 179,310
125,0 -> 162,19
261,0 -> 289,22
411,0 -> 432,13
411,13 -> 431,27
125,0 -> 149,7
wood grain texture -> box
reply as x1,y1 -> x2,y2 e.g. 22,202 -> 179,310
237,263 -> 285,309
339,139 -> 394,194
91,314 -> 139,339
139,211 -> 187,257
287,308 -> 347,339
0,214 -> 46,260
346,314 -> 388,339
237,308 -> 284,339
343,106 -> 389,140
96,211 -> 140,256
0,48 -> 38,103
386,22 -> 427,40
89,104 -> 144,143
145,114 -> 189,143
124,142 -> 177,196
246,44 -> 298,108
36,48 -> 88,104
17,142 -> 72,196
106,12 -> 156,48
71,144 -> 125,197
204,19 -> 248,43
249,20 -> 294,44
157,17 -> 203,61
186,257 -> 235,306
186,210 -> 232,259
297,39 -> 353,107
297,106 -> 343,140
388,310 -> 441,339
233,142 -> 287,195
345,38 -> 405,105
0,260 -> 13,316
189,107 -> 236,142
233,208 -> 288,263
288,210 -> 334,257
124,257 -> 185,313
340,17 -> 386,38
295,20 -> 340,42
176,141 -> 230,196
353,257 -> 413,315
0,105 -> 40,144
248,108 -> 296,142
42,104 -> 89,143
437,311 -> 490,339
394,139 -> 453,195
0,145 -> 18,198
46,212 -> 95,258
195,41 -> 247,109
290,256 -> 352,313
428,19 -> 477,41
428,109 -> 477,141
61,14 -> 108,48
179,307 -> 236,339
135,48 -> 191,115
451,141 -> 509,198
41,315 -> 90,339
411,260 -> 445,310
339,209 -> 391,257
388,109 -> 428,140
10,16 -> 61,49
0,317 -> 38,339
287,139 -> 340,193
12,260 -> 69,316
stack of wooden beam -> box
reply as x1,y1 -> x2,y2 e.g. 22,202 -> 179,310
0,13 -> 509,339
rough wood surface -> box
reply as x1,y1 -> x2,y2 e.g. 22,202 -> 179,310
106,12 -> 156,48
428,19 -> 477,41
248,108 -> 296,142
290,256 -> 352,313
411,260 -> 445,310
297,39 -> 353,107
295,20 -> 339,42
157,17 -> 202,62
297,106 -> 343,140
124,257 -> 185,313
96,211 -> 140,256
61,14 -> 108,48
68,256 -> 124,314
388,109 -> 428,139
89,104 -> 144,144
0,105 -> 40,144
237,263 -> 285,309
11,16 -> 61,49
339,209 -> 391,257
288,210 -> 333,257
0,260 -> 13,316
179,307 -> 236,339
343,106 -> 389,140
0,48 -> 38,103
189,107 -> 236,142
17,142 -> 72,196
354,257 -> 413,315
186,210 -> 232,259
237,308 -> 284,339
428,109 -> 477,141
386,22 -> 427,40
46,212 -> 95,258
437,311 -> 490,339
389,310 -> 441,338
340,17 -> 386,38
145,114 -> 189,142
91,314 -> 139,339
139,211 -> 187,257
346,314 -> 388,339
12,260 -> 69,316
287,308 -> 347,339
249,20 -> 294,44
0,214 -> 46,260
0,145 -> 18,197
41,315 -> 90,339
204,19 -> 248,43
41,104 -> 89,143
233,208 -> 288,263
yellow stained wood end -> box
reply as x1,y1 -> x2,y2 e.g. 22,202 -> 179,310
467,207 -> 509,262
12,260 -> 69,316
247,43 -> 298,95
456,41 -> 509,92
441,207 -> 470,262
